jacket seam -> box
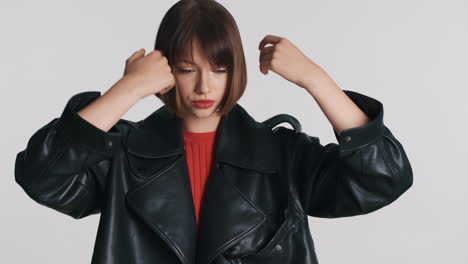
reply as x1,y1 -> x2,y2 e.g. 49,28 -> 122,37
339,135 -> 381,154
377,136 -> 398,199
60,121 -> 112,155
356,148 -> 365,213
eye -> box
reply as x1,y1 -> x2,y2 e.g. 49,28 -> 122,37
177,68 -> 226,74
177,68 -> 193,74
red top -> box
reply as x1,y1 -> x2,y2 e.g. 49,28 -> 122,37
182,128 -> 217,228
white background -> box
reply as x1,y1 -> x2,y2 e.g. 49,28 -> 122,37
2,0 -> 467,263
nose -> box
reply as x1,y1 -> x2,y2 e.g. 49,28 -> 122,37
196,70 -> 211,94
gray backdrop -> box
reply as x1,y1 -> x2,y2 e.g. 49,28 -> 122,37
2,0 -> 466,263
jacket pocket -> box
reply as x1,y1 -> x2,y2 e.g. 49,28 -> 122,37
235,206 -> 299,264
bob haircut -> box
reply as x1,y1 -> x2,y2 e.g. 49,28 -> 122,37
154,0 -> 247,117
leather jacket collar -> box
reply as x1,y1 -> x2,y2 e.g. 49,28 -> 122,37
125,103 -> 280,174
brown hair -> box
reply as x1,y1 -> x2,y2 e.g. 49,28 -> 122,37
154,0 -> 247,117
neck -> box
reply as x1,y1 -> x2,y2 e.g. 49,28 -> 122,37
182,115 -> 221,133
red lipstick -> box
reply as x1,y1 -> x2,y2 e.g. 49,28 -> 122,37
192,99 -> 215,109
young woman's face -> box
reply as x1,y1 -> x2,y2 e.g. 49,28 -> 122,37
173,39 -> 228,121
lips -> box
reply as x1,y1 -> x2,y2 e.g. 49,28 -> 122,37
193,99 -> 214,103
192,99 -> 215,109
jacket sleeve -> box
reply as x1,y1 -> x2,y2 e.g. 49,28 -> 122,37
280,90 -> 413,218
15,91 -> 118,219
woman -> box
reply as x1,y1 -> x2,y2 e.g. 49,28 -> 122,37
14,0 -> 413,263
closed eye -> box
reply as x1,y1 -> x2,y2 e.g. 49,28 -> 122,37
178,69 -> 193,74
177,68 -> 227,74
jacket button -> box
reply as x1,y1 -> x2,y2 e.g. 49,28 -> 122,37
344,135 -> 352,142
107,140 -> 113,149
275,244 -> 282,251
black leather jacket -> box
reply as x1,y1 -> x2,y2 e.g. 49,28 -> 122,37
15,89 -> 413,264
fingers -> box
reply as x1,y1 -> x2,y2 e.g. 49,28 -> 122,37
169,72 -> 175,87
150,49 -> 164,58
258,34 -> 282,50
127,48 -> 145,64
259,45 -> 275,75
259,45 -> 275,63
258,35 -> 282,75
159,84 -> 175,95
158,74 -> 176,95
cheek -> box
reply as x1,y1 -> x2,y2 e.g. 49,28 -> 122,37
175,82 -> 190,96
217,77 -> 229,90
176,88 -> 191,102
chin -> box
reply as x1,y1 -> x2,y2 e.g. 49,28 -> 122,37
182,103 -> 220,119
192,109 -> 216,118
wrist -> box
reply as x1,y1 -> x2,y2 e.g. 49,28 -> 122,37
117,75 -> 144,101
302,68 -> 336,94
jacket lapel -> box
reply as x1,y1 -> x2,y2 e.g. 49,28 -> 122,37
124,103 -> 280,264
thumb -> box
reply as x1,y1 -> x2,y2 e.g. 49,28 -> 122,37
128,48 -> 145,63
